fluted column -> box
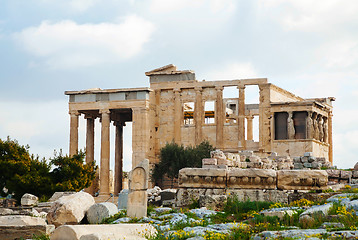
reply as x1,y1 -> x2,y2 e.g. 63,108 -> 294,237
85,115 -> 95,195
173,88 -> 181,144
194,87 -> 203,145
306,111 -> 313,139
100,109 -> 111,196
114,121 -> 123,195
238,85 -> 246,149
246,115 -> 254,141
215,86 -> 224,149
69,110 -> 80,156
287,112 -> 295,139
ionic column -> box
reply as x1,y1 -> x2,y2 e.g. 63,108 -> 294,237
85,115 -> 95,195
306,111 -> 313,139
328,111 -> 333,165
215,86 -> 224,149
114,121 -> 123,195
194,87 -> 203,145
287,112 -> 295,139
69,110 -> 80,156
238,85 -> 246,149
246,115 -> 254,141
99,109 -> 111,196
173,88 -> 181,144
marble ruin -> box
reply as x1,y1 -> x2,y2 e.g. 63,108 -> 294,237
65,64 -> 334,195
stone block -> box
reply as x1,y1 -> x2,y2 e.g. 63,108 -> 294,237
0,215 -> 46,225
217,159 -> 231,166
277,170 -> 328,190
50,224 -> 156,240
48,192 -> 76,202
202,158 -> 217,166
86,202 -> 118,224
160,189 -> 177,201
47,192 -> 95,227
227,169 -> 276,189
210,150 -> 226,160
326,169 -> 340,178
304,152 -> 313,157
308,157 -> 316,163
226,189 -> 288,203
178,168 -> 227,189
303,162 -> 312,168
127,191 -> 147,218
294,163 -> 303,169
118,189 -> 129,210
199,195 -> 227,209
21,193 -> 38,207
311,162 -> 322,169
293,157 -> 301,163
301,157 -> 309,163
202,165 -> 228,169
175,188 -> 210,207
354,162 -> 358,171
0,225 -> 54,240
340,171 -> 352,179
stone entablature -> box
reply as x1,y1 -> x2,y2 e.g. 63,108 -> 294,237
178,168 -> 328,191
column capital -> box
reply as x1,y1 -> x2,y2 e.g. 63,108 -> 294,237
215,86 -> 224,91
246,115 -> 254,120
69,110 -> 80,116
84,114 -> 96,119
173,88 -> 181,93
237,84 -> 246,90
113,121 -> 126,127
194,86 -> 203,92
99,109 -> 111,115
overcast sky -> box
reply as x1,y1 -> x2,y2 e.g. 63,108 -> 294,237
0,0 -> 357,171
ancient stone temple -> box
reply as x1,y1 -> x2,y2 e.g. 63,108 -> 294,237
65,64 -> 334,195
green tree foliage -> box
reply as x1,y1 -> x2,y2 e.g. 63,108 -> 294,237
0,137 -> 97,202
152,141 -> 214,184
50,150 -> 96,192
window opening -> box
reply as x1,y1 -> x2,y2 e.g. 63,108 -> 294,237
204,101 -> 215,124
293,112 -> 307,139
275,112 -> 288,140
183,102 -> 194,125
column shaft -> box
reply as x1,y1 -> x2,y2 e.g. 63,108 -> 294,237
246,115 -> 254,141
114,122 -> 123,195
238,86 -> 246,149
194,87 -> 203,145
306,111 -> 313,139
100,109 -> 111,196
85,116 -> 95,195
69,110 -> 80,156
328,111 -> 333,165
215,86 -> 224,149
287,112 -> 295,139
173,89 -> 181,144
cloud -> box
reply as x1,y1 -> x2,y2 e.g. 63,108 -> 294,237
13,15 -> 155,69
205,62 -> 258,80
69,0 -> 98,12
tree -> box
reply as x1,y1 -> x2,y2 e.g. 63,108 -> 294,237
152,141 -> 214,185
50,150 -> 97,192
0,137 -> 97,202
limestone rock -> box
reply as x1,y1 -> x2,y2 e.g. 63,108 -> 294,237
0,208 -> 13,216
0,215 -> 46,225
47,192 -> 95,227
277,170 -> 328,190
202,158 -> 217,166
20,193 -> 38,206
86,202 -> 118,224
50,224 -> 157,240
0,225 -> 55,240
199,195 -> 227,209
49,192 -> 76,202
340,170 -> 352,179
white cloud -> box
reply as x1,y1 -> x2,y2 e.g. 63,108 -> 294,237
205,62 -> 258,80
69,0 -> 98,12
13,15 -> 155,69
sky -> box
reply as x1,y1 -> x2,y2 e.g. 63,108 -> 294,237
0,0 -> 358,171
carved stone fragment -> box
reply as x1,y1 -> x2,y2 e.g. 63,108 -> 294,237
277,170 -> 328,190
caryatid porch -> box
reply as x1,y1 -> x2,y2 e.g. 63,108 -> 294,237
65,88 -> 152,196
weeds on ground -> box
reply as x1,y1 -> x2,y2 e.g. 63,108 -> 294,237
101,210 -> 127,224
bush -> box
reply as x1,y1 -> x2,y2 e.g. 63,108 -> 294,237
151,141 -> 214,184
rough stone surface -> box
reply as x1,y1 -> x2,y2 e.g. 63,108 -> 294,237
227,189 -> 289,203
0,224 -> 55,240
118,189 -> 129,209
50,224 -> 157,240
0,208 -> 13,216
277,170 -> 328,190
0,215 -> 46,225
47,192 -> 95,227
301,203 -> 333,216
20,193 -> 38,206
86,202 -> 118,224
202,158 -> 217,166
49,192 -> 76,202
199,195 -> 227,209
